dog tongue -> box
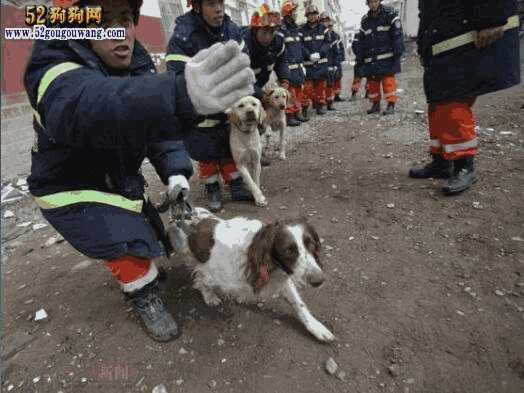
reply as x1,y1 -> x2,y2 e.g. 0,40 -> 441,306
256,265 -> 270,290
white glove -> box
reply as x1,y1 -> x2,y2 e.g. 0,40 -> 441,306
167,175 -> 190,202
185,40 -> 256,115
310,52 -> 321,62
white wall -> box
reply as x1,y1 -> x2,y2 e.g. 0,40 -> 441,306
141,0 -> 162,18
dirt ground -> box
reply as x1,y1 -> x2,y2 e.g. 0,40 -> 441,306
1,52 -> 524,393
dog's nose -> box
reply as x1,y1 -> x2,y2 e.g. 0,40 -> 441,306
246,111 -> 256,121
279,104 -> 286,110
307,273 -> 325,288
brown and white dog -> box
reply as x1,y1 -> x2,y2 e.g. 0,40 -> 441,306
169,207 -> 335,342
261,86 -> 290,160
228,96 -> 268,207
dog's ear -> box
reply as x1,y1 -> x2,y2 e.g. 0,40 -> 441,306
246,222 -> 280,292
258,105 -> 267,128
285,90 -> 291,107
228,111 -> 241,127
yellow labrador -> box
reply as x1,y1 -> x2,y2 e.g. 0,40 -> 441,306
228,96 -> 268,207
262,87 -> 290,160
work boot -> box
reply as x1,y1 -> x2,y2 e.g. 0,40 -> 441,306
383,102 -> 395,116
367,102 -> 381,114
442,157 -> 478,195
261,152 -> 271,167
301,106 -> 310,121
205,182 -> 222,212
334,94 -> 346,102
296,110 -> 309,122
286,113 -> 301,127
327,101 -> 336,111
229,177 -> 254,202
315,103 -> 327,115
128,281 -> 180,342
409,154 -> 451,179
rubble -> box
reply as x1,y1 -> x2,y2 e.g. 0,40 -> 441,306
34,309 -> 48,321
3,210 -> 14,218
152,384 -> 168,393
1,184 -> 27,205
325,357 -> 338,375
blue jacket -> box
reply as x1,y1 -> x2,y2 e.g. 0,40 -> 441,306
333,31 -> 346,80
326,30 -> 338,86
354,5 -> 404,78
24,39 -> 195,199
351,37 -> 365,78
278,18 -> 307,86
167,11 -> 244,162
242,27 -> 290,100
418,0 -> 520,103
300,22 -> 331,80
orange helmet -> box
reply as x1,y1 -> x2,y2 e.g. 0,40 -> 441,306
251,4 -> 281,28
281,1 -> 298,18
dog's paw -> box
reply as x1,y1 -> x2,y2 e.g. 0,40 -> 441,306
255,195 -> 268,207
202,292 -> 222,307
307,319 -> 335,342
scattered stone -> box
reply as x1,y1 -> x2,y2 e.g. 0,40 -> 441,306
414,109 -> 425,115
386,203 -> 395,209
336,371 -> 347,381
325,357 -> 338,375
32,223 -> 48,231
18,222 -> 32,228
175,379 -> 184,386
221,358 -> 226,364
152,384 -> 168,393
7,384 -> 14,392
80,378 -> 87,383
456,310 -> 465,316
43,237 -> 58,248
348,236 -> 355,241
16,178 -> 27,187
24,299 -> 34,305
217,338 -> 225,346
383,153 -> 393,159
472,201 -> 483,210
516,282 -> 524,288
208,380 -> 217,389
34,309 -> 48,321
371,236 -> 380,240
3,210 -> 14,218
388,364 -> 400,377
32,376 -> 40,384
511,237 -> 524,242
494,289 -> 505,297
279,206 -> 287,210
71,260 -> 93,272
178,348 -> 188,355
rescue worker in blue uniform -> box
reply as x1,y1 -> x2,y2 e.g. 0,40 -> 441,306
350,35 -> 367,101
301,4 -> 331,116
166,0 -> 256,213
354,0 -> 404,115
243,5 -> 291,165
278,1 -> 310,124
410,0 -> 520,194
333,23 -> 346,103
24,0 -> 254,342
320,12 -> 338,111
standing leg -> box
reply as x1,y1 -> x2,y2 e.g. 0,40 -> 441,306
198,161 -> 222,212
382,74 -> 398,115
366,77 -> 381,114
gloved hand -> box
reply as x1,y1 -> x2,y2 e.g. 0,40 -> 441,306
185,40 -> 256,115
310,52 -> 321,62
167,175 -> 190,202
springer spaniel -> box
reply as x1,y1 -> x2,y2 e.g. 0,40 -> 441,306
168,208 -> 335,342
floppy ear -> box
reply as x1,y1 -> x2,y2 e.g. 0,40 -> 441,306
285,90 -> 291,107
258,105 -> 267,128
246,222 -> 280,292
228,111 -> 241,127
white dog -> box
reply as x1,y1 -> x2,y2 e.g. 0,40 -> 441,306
261,87 -> 289,160
228,96 -> 267,207
169,208 -> 335,342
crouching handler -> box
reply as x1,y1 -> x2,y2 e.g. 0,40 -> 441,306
25,0 -> 254,342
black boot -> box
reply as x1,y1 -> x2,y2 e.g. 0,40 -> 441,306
442,157 -> 478,195
315,103 -> 327,115
349,92 -> 357,101
367,102 -> 380,114
327,101 -> 336,111
286,113 -> 301,127
383,102 -> 395,116
128,280 -> 180,342
296,110 -> 309,122
334,94 -> 346,102
409,154 -> 451,179
229,177 -> 254,202
301,106 -> 310,121
205,182 -> 222,212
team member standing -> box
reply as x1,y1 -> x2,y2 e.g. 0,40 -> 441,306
320,12 -> 337,111
410,0 -> 520,194
354,0 -> 404,115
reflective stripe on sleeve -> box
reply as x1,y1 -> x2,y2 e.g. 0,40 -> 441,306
34,190 -> 144,212
37,62 -> 82,104
165,54 -> 191,62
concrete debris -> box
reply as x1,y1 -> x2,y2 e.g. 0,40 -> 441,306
3,210 -> 14,218
34,309 -> 48,321
1,184 -> 27,205
494,290 -> 505,297
152,384 -> 168,393
43,237 -> 58,248
472,202 -> 483,210
32,223 -> 48,231
71,260 -> 93,272
208,380 -> 217,389
511,236 -> 524,242
18,222 -> 32,228
325,357 -> 338,375
386,203 -> 395,209
16,178 -> 27,187
178,347 -> 188,355
388,364 -> 400,377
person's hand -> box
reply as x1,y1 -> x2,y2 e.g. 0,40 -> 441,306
185,41 -> 255,115
279,79 -> 290,90
167,175 -> 190,202
310,52 -> 321,62
475,26 -> 504,49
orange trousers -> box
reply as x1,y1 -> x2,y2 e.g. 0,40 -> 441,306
334,79 -> 342,96
428,98 -> 478,160
303,79 -> 327,107
286,84 -> 304,114
352,77 -> 362,93
106,255 -> 158,293
198,159 -> 239,184
325,84 -> 335,103
367,75 -> 397,104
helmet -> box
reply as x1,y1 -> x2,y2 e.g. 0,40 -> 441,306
305,4 -> 319,15
281,1 -> 298,17
251,4 -> 281,28
319,12 -> 331,22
